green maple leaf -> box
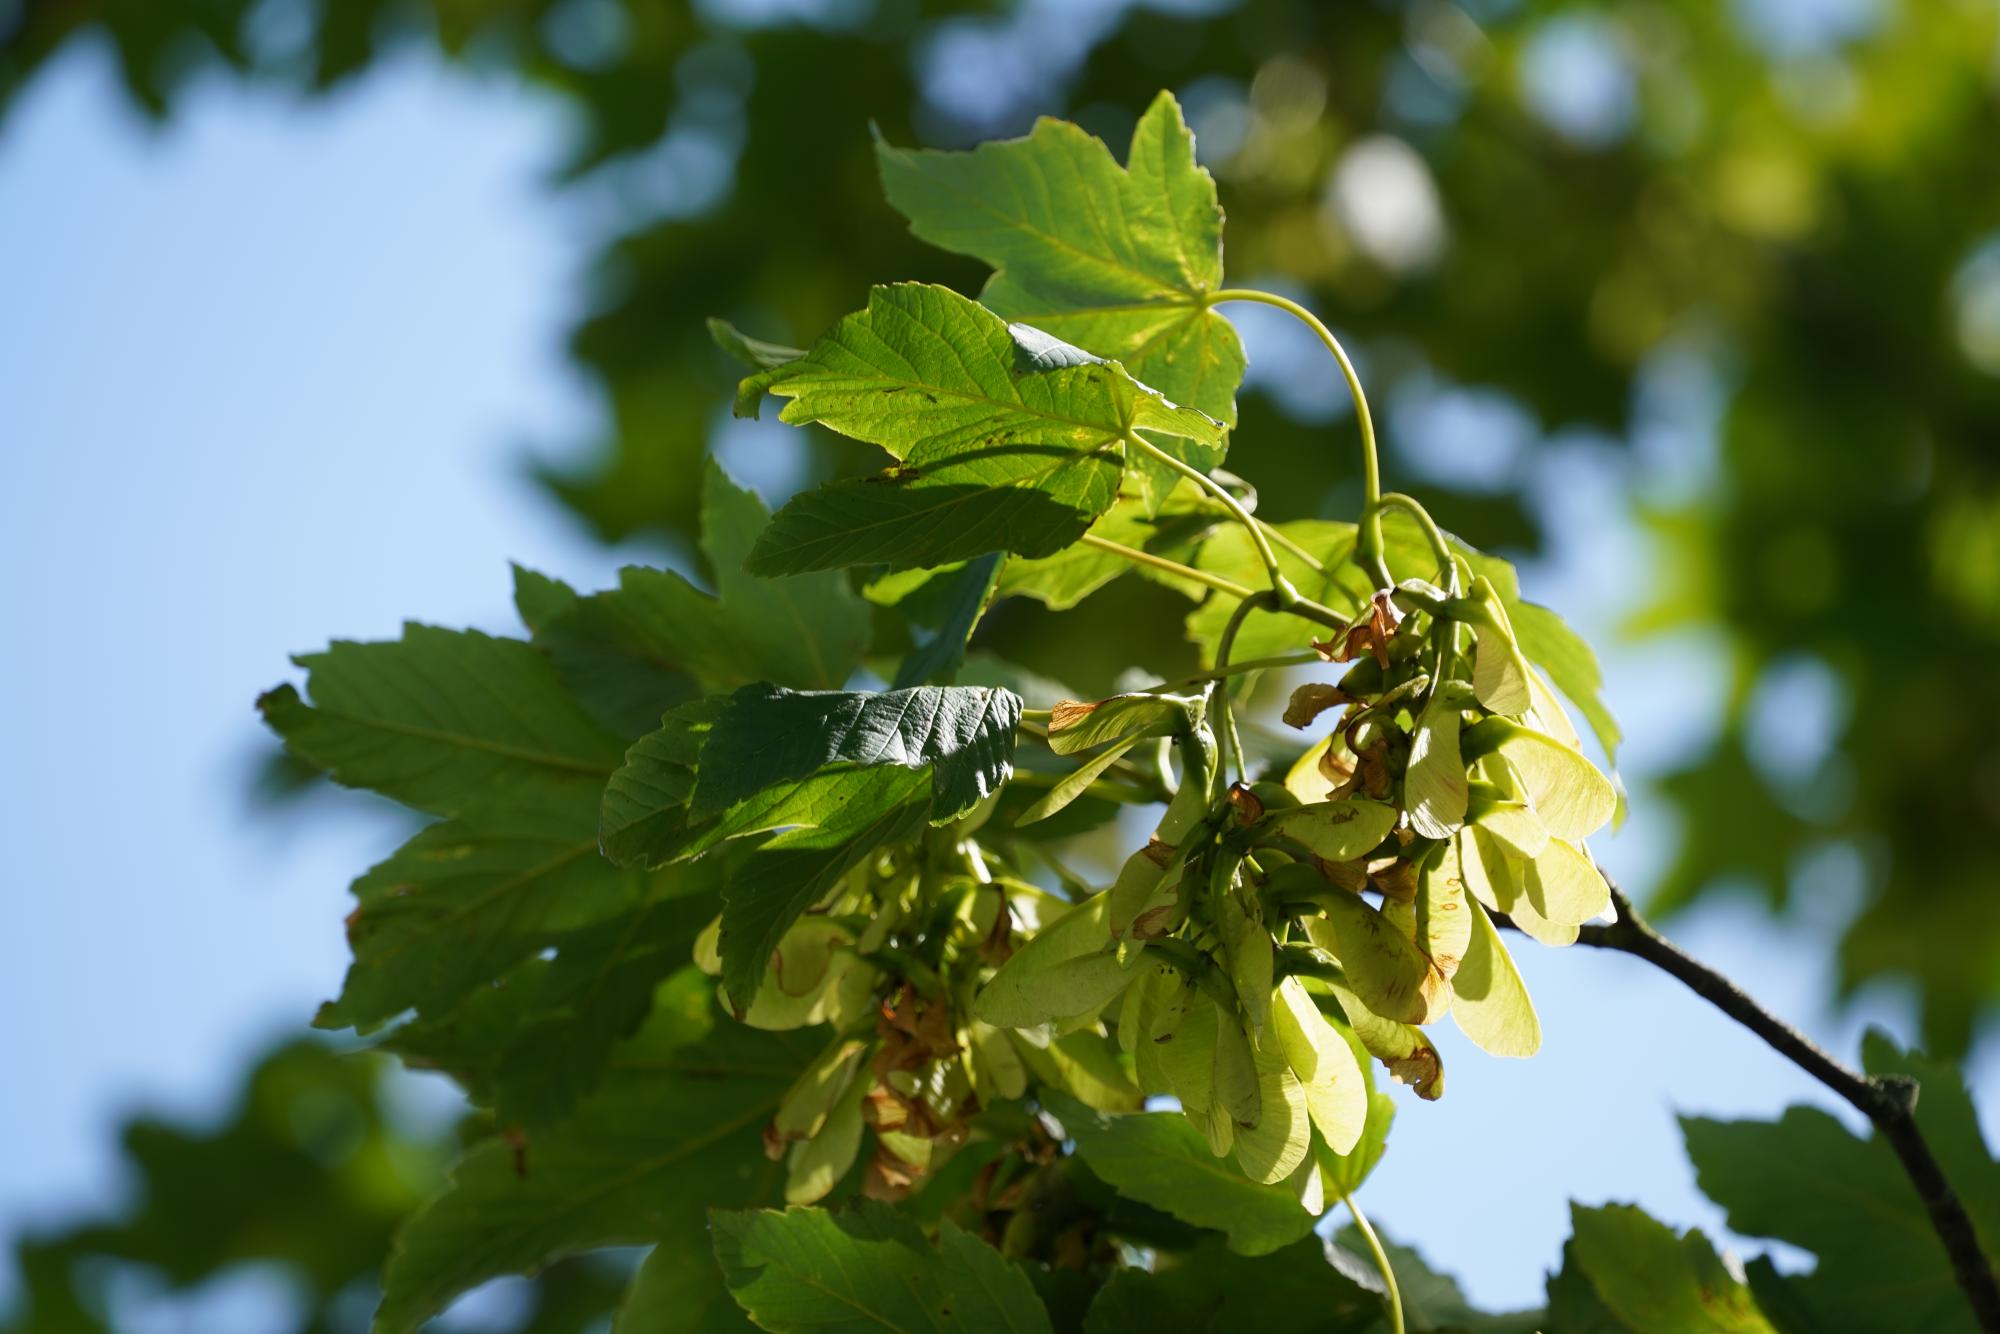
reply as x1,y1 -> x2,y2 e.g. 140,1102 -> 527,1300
710,1201 -> 1053,1333
741,283 -> 1223,573
517,461 -> 870,735
260,623 -> 625,816
376,999 -> 810,1333
876,91 -> 1244,438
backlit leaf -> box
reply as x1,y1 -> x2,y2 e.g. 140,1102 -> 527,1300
744,284 -> 1223,574
1405,694 -> 1469,840
1304,894 -> 1445,1026
1260,799 -> 1399,863
1560,1203 -> 1777,1333
517,463 -> 869,734
876,91 -> 1244,430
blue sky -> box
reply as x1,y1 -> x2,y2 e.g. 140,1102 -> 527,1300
0,35 -> 1991,1317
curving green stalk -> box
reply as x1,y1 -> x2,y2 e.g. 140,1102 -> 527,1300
1375,491 -> 1457,591
1078,533 -> 1254,599
1211,289 -> 1393,589
1340,1186 -> 1405,1334
1210,591 -> 1278,785
1124,431 -> 1299,605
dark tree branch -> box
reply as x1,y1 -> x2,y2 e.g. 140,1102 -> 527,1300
1567,879 -> 2000,1332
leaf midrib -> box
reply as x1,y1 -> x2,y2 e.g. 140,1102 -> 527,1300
757,444 -> 1121,569
311,705 -> 618,778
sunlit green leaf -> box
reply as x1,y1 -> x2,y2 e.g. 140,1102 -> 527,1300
744,284 -> 1223,574
1260,799 -> 1400,863
1559,1203 -> 1777,1333
877,91 -> 1244,432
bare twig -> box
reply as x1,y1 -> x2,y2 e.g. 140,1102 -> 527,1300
1565,879 -> 2000,1331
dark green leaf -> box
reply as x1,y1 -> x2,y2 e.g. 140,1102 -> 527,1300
1082,1236 -> 1380,1334
710,1201 -> 1053,1333
260,624 -> 625,817
597,698 -> 716,867
315,788 -> 646,1031
616,1234 -> 756,1333
1041,1093 -> 1318,1256
491,891 -> 725,1130
1680,1032 -> 2000,1333
893,551 -> 1003,689
695,681 -> 1022,823
520,464 -> 869,733
375,1004 -> 809,1333
1331,1224 -> 1541,1332
718,769 -> 928,1006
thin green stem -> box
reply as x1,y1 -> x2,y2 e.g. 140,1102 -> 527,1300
1079,533 -> 1253,599
1211,289 -> 1391,588
1159,652 -> 1320,686
1212,592 -> 1276,785
1125,433 -> 1296,603
1375,491 -> 1455,588
1340,1187 -> 1404,1334
1193,488 -> 1327,575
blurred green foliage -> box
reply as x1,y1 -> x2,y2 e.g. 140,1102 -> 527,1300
4,4 -> 1996,1054
0,1039 -> 628,1333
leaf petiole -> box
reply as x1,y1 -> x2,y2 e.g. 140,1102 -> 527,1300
1373,491 -> 1457,591
1209,289 -> 1392,589
1340,1186 -> 1405,1334
1123,432 -> 1299,606
1078,533 -> 1254,599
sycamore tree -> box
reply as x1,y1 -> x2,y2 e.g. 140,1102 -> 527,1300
241,95 -> 2000,1334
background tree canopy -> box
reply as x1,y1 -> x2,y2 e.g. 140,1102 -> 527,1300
5,0 -> 2000,1329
